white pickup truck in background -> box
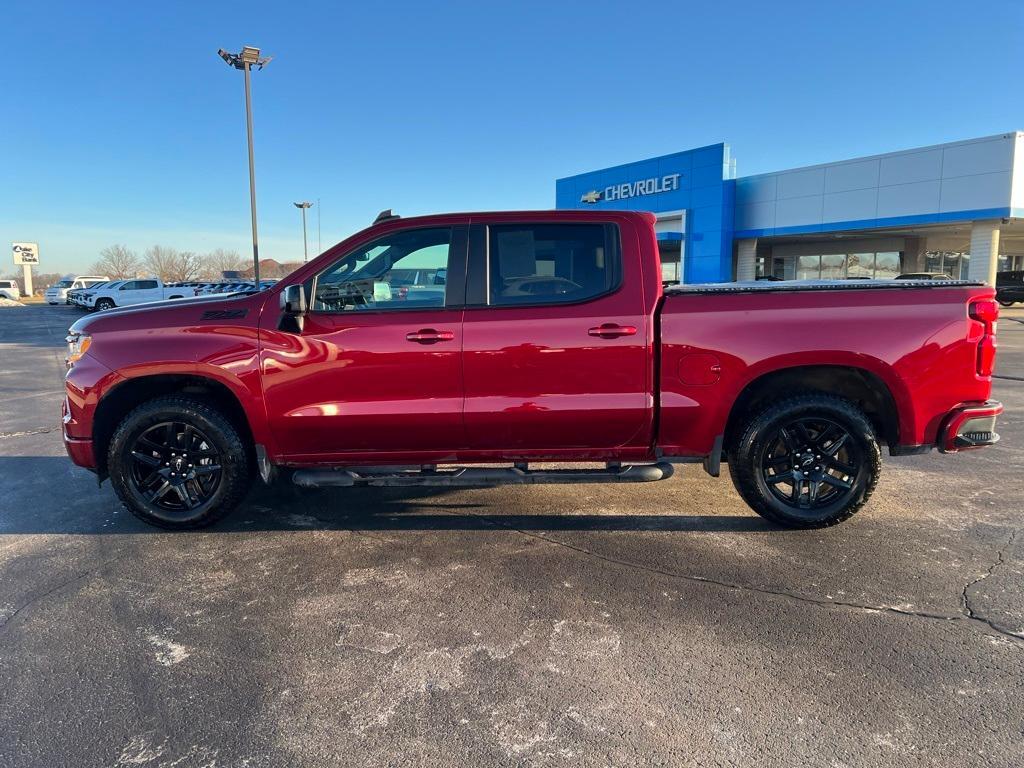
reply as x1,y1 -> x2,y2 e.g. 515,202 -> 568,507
46,275 -> 108,304
84,278 -> 194,311
0,279 -> 21,301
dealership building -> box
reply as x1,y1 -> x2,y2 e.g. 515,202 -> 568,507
556,132 -> 1024,285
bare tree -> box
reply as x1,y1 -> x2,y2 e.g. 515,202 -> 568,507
171,251 -> 204,282
142,245 -> 175,282
201,248 -> 245,279
90,244 -> 140,279
142,246 -> 203,282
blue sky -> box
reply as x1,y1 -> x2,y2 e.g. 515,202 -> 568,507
3,0 -> 1023,273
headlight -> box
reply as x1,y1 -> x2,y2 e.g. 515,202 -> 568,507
66,334 -> 92,367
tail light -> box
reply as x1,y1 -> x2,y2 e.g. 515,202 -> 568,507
969,299 -> 998,377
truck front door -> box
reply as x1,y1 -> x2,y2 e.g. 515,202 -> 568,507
260,224 -> 469,460
461,218 -> 653,453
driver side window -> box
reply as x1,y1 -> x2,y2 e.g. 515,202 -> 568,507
313,227 -> 452,312
487,223 -> 620,306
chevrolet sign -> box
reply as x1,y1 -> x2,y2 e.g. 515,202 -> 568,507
580,173 -> 682,204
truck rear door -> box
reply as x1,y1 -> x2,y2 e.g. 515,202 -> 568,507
461,216 -> 654,453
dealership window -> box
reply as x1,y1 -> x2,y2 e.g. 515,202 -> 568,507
820,254 -> 846,280
787,251 -> 904,280
925,251 -> 970,280
659,241 -> 683,284
998,254 -> 1024,273
487,223 -> 620,306
796,255 -> 820,280
847,253 -> 875,278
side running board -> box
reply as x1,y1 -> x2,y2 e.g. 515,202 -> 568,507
292,462 -> 675,488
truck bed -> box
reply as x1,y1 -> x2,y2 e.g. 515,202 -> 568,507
656,279 -> 995,458
664,279 -> 981,295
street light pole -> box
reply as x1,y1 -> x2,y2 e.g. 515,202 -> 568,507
218,45 -> 272,285
294,201 -> 313,262
242,62 -> 260,285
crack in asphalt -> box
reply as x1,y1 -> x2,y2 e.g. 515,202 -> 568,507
0,555 -> 123,633
961,528 -> 1020,640
465,512 -> 1024,647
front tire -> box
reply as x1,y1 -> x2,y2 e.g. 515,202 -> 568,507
107,396 -> 253,529
728,394 -> 881,528
95,298 -> 115,311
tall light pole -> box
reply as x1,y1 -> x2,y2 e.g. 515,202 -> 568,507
293,201 -> 313,262
218,45 -> 272,285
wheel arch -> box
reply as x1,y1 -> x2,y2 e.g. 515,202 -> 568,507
93,373 -> 256,479
724,364 -> 901,452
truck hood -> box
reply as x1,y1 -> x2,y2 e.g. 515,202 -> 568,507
68,292 -> 268,335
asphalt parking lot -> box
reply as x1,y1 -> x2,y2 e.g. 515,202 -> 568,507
1,304 -> 1022,768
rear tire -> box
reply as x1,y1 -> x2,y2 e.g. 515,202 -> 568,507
728,394 -> 881,528
108,396 -> 253,529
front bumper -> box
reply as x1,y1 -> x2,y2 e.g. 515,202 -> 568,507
938,400 -> 1003,453
62,396 -> 97,469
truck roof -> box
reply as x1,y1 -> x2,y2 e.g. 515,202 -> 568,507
363,210 -> 658,226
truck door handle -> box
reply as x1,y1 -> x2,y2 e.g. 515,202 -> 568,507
406,328 -> 455,344
588,323 -> 637,339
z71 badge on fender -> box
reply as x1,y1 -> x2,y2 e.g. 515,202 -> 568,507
200,309 -> 248,320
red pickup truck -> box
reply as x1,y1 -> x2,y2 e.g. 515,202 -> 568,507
63,210 -> 1002,530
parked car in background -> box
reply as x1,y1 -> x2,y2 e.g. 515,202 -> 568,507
996,271 -> 1024,307
75,282 -> 122,309
46,275 -> 108,305
0,279 -> 21,300
84,278 -> 192,311
895,272 -> 953,281
63,209 -> 1002,531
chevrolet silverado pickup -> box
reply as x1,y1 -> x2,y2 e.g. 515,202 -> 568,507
85,278 -> 193,311
62,210 -> 1003,529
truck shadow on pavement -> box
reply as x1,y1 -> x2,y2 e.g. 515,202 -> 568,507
0,457 -> 774,535
239,483 -> 775,533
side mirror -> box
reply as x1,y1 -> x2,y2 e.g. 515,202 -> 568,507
279,284 -> 307,333
280,284 -> 307,315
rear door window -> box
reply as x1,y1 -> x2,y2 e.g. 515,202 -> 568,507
486,223 -> 620,306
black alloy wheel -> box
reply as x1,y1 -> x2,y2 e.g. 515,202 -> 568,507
128,421 -> 223,516
108,396 -> 253,529
759,417 -> 859,514
728,394 -> 881,528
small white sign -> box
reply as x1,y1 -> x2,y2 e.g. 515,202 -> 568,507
12,242 -> 39,265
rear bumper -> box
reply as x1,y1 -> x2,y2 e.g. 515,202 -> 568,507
938,400 -> 1003,453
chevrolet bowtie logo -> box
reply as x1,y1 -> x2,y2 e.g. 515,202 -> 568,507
580,189 -> 603,204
